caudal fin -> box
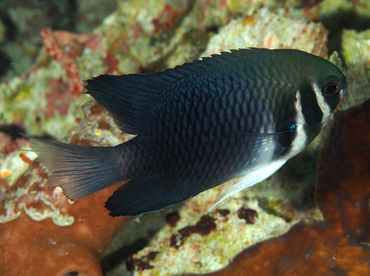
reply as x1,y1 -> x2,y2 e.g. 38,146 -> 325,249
29,137 -> 123,201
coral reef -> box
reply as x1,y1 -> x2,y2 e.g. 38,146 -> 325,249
312,0 -> 370,19
0,0 -> 117,82
0,29 -> 105,140
1,0 -> 370,275
201,7 -> 328,58
40,27 -> 83,95
0,102 -> 129,275
187,99 -> 370,276
340,29 -> 370,109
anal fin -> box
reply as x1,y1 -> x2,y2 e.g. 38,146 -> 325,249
105,177 -> 189,217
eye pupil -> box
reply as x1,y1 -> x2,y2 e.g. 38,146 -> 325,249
322,81 -> 339,97
286,124 -> 296,133
327,85 -> 337,93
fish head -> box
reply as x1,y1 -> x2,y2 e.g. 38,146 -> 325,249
306,55 -> 348,120
264,49 -> 348,158
285,50 -> 348,134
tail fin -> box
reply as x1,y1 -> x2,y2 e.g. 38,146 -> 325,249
29,137 -> 123,201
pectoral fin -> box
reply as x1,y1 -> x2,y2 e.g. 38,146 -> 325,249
208,160 -> 287,212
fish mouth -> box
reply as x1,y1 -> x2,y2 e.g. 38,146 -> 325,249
340,79 -> 348,98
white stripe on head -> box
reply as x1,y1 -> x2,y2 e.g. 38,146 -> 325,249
311,83 -> 332,124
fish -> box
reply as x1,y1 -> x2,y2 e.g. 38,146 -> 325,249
29,48 -> 348,217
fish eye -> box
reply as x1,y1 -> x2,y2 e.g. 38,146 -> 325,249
322,81 -> 340,97
285,124 -> 296,133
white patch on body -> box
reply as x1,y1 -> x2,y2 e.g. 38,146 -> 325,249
287,90 -> 308,159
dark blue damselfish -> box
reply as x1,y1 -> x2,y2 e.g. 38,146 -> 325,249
30,48 -> 348,216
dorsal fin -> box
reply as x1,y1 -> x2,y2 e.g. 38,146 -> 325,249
85,74 -> 154,135
85,49 -> 268,134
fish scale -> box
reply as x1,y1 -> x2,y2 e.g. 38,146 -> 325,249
29,48 -> 347,216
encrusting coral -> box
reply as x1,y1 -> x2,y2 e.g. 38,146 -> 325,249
0,102 -> 129,276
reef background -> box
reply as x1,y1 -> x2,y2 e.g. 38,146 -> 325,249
1,0 -> 370,275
